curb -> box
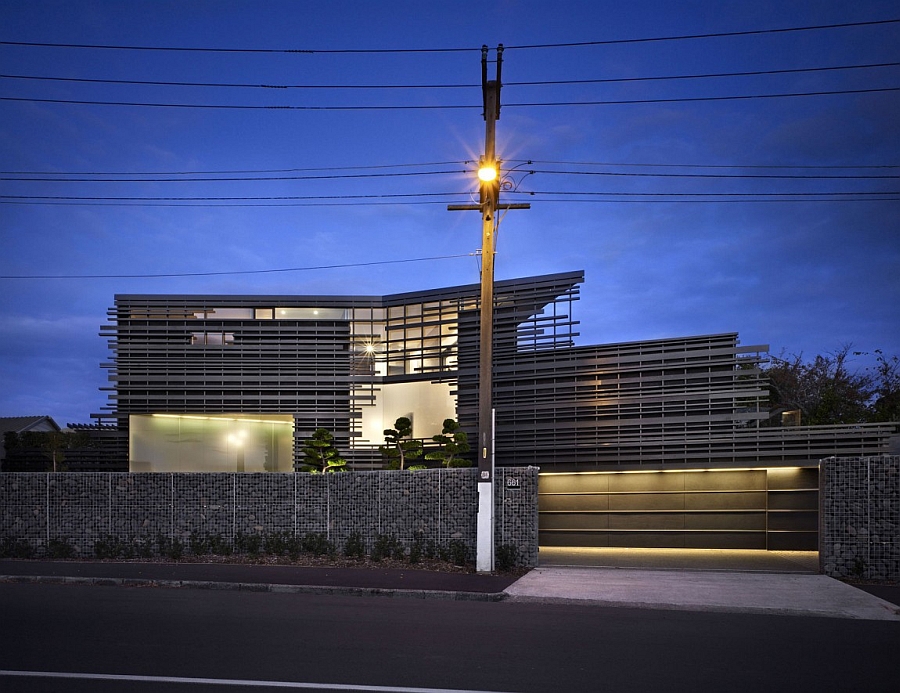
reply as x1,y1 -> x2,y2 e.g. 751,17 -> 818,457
502,593 -> 900,619
0,574 -> 508,602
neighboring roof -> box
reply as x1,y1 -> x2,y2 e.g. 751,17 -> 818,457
0,416 -> 62,462
0,416 -> 61,435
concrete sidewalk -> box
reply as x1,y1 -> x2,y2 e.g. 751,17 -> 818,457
0,559 -> 516,601
3,558 -> 899,621
505,565 -> 900,621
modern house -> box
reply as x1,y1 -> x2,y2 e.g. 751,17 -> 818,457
95,271 -> 898,550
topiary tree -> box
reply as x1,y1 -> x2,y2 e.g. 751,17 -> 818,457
425,418 -> 471,468
379,416 -> 424,470
299,428 -> 347,473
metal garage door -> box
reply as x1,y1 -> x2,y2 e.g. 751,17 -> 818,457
539,467 -> 818,550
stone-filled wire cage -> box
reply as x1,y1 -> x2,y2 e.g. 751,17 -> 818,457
0,467 -> 539,569
820,456 -> 900,581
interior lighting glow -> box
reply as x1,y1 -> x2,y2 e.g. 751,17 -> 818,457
150,414 -> 292,426
539,465 -> 813,476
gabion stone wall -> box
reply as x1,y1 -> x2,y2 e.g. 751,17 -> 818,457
821,456 -> 900,581
0,467 -> 539,568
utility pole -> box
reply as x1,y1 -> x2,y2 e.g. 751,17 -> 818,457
449,44 -> 529,573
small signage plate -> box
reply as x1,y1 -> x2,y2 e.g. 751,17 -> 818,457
506,476 -> 521,490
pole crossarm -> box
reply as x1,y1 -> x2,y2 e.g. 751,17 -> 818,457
447,203 -> 532,211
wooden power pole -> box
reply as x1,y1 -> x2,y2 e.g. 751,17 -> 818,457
449,44 -> 529,572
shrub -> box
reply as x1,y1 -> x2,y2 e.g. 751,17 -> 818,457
189,531 -> 209,556
423,538 -> 438,560
448,539 -> 469,567
343,532 -> 366,559
207,533 -> 232,556
301,532 -> 335,557
408,538 -> 423,564
156,533 -> 184,560
234,531 -> 263,557
1,537 -> 35,559
135,536 -> 155,559
47,537 -> 76,559
495,543 -> 520,572
93,535 -> 120,559
284,534 -> 302,559
371,534 -> 402,562
264,531 -> 292,556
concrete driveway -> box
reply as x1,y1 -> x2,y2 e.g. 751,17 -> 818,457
510,547 -> 900,621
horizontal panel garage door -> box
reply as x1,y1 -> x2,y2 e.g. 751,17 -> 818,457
539,467 -> 818,550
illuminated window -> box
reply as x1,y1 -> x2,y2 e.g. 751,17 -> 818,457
274,307 -> 347,320
193,308 -> 254,320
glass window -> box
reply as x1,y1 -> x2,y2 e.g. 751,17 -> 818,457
208,308 -> 253,319
274,307 -> 347,320
190,332 -> 234,345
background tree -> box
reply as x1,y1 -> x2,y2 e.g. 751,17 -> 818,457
425,419 -> 471,468
2,430 -> 91,472
379,417 -> 423,470
299,428 -> 347,473
762,345 -> 900,425
869,350 -> 900,423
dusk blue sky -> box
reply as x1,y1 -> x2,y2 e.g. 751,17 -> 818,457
1,0 -> 898,426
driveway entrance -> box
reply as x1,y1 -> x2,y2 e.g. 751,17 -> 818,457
539,467 -> 819,551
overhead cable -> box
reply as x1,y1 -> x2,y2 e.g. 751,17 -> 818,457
1,18 -> 896,53
4,60 -> 897,90
0,254 -> 474,280
4,85 -> 897,111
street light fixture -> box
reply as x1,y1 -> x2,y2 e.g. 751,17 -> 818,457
477,164 -> 498,183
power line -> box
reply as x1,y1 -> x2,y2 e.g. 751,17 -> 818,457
0,199 -> 468,207
520,196 -> 900,203
506,62 -> 900,86
0,96 -> 476,110
4,85 -> 897,111
5,160 -> 894,178
505,86 -> 900,107
5,168 -> 894,184
2,19 -> 896,54
0,169 -> 467,183
0,73 -> 476,90
0,161 -> 467,176
0,41 -> 477,55
517,190 -> 900,197
4,189 -> 895,207
509,159 -> 900,170
504,19 -> 900,49
0,254 -> 474,280
5,60 -> 897,90
526,169 -> 899,180
0,192 -> 467,202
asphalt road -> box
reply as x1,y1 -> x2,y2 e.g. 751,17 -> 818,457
1,583 -> 898,692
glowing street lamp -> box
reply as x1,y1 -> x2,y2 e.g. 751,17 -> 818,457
477,164 -> 498,183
